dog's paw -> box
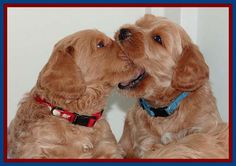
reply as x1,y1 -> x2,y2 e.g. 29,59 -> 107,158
161,132 -> 174,145
82,142 -> 94,152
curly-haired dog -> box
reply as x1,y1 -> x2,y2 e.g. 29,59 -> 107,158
115,14 -> 229,159
8,29 -> 142,158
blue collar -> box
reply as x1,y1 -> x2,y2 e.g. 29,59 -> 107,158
139,92 -> 189,117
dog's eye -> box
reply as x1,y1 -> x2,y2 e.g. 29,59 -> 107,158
97,41 -> 105,48
153,35 -> 162,45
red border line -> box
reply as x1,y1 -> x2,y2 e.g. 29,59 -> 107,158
4,4 -> 232,162
228,4 -> 233,163
4,158 -> 232,163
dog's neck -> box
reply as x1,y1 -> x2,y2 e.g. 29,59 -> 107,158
71,83 -> 112,114
144,87 -> 182,108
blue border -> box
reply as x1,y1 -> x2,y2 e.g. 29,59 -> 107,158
0,0 -> 234,4
1,0 -> 234,165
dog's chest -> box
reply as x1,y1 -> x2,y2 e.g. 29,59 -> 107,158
131,107 -> 183,157
31,118 -> 96,157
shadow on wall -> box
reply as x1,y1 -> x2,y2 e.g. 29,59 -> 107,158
104,89 -> 136,116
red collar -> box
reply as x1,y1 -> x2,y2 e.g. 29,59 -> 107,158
34,96 -> 103,127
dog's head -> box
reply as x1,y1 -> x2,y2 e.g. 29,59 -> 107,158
36,29 -> 140,102
115,14 -> 209,98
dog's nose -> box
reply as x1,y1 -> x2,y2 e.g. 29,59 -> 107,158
119,28 -> 131,41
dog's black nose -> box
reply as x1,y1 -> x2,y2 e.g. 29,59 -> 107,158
119,28 -> 131,41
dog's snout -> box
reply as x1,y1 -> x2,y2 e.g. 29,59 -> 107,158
119,28 -> 131,41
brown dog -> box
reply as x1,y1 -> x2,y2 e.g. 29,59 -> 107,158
115,14 -> 229,159
8,29 -> 142,158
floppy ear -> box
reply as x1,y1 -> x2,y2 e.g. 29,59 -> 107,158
37,43 -> 86,101
171,45 -> 209,91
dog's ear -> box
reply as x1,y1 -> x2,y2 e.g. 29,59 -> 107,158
171,45 -> 209,91
37,43 -> 86,101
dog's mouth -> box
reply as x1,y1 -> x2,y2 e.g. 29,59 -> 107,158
118,69 -> 146,90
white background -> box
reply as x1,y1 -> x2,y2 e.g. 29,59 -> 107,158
8,7 -> 229,140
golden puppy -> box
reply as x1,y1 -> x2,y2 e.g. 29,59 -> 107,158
8,29 -> 142,159
115,14 -> 229,159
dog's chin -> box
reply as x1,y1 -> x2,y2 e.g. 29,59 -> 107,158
118,69 -> 146,89
117,69 -> 151,98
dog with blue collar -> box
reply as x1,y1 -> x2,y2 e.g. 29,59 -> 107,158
115,14 -> 228,159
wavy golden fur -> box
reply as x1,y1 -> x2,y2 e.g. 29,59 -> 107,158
8,29 -> 139,158
115,14 -> 229,159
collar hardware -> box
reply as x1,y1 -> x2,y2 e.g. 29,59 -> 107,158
73,114 -> 95,126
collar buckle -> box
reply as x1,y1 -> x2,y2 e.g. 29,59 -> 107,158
152,106 -> 169,117
72,113 -> 97,127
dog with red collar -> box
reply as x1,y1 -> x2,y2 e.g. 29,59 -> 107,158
8,29 -> 141,159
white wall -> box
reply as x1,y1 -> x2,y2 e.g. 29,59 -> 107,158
197,8 -> 229,121
8,7 -> 229,141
